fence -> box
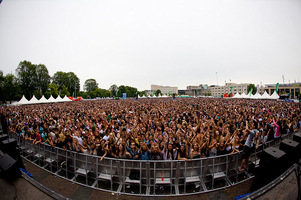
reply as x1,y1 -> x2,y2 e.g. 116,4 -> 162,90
10,131 -> 295,196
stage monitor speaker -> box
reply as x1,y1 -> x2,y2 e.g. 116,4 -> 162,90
293,132 -> 301,144
0,134 -> 8,142
1,138 -> 17,153
0,134 -> 8,150
0,153 -> 21,180
279,139 -> 300,164
1,138 -> 24,169
259,147 -> 287,170
1,138 -> 25,169
252,147 -> 287,191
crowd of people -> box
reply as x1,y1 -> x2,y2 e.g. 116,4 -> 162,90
1,98 -> 300,162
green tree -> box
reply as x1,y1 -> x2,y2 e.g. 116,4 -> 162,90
2,73 -> 21,102
15,61 -> 50,99
125,86 -> 138,97
84,79 -> 98,93
77,91 -> 88,99
139,91 -> 146,97
33,90 -> 42,99
52,71 -> 80,96
60,85 -> 70,97
52,71 -> 68,89
67,72 -> 80,96
104,89 -> 111,97
109,84 -> 118,97
16,60 -> 37,99
155,89 -> 162,97
44,83 -> 59,98
35,64 -> 51,93
247,84 -> 257,95
117,85 -> 126,97
0,71 -> 4,102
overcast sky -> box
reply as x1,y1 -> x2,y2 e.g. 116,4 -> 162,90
0,0 -> 301,91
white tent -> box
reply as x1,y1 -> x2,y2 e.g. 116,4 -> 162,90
232,92 -> 241,98
261,91 -> 271,99
28,95 -> 40,104
240,93 -> 248,98
246,92 -> 253,99
12,95 -> 29,105
38,95 -> 48,104
56,95 -> 64,102
251,92 -> 262,99
47,95 -> 57,103
62,95 -> 72,102
270,91 -> 279,99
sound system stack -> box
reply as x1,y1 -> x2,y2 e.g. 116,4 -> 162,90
0,138 -> 24,170
293,132 -> 301,144
0,134 -> 8,150
252,147 -> 287,191
0,151 -> 21,180
279,139 -> 300,164
172,93 -> 176,100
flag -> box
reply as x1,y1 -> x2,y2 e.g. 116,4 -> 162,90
230,87 -> 233,94
249,88 -> 253,96
257,84 -> 259,93
276,83 -> 279,93
72,92 -> 75,97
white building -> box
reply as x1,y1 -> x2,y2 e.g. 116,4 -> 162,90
210,83 -> 264,97
150,84 -> 178,95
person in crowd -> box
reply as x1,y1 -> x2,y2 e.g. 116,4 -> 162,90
177,144 -> 189,161
190,143 -> 201,159
150,144 -> 163,160
44,134 -> 55,146
162,143 -> 177,160
126,142 -> 140,159
1,97 -> 300,163
239,121 -> 257,172
138,143 -> 150,160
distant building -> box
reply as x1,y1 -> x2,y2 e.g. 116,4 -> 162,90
264,83 -> 301,99
150,84 -> 178,95
186,84 -> 211,96
210,83 -> 264,98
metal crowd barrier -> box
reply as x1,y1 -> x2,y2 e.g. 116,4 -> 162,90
10,131 -> 295,196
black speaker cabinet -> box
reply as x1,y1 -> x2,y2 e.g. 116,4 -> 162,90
252,147 -> 287,191
1,138 -> 17,153
259,147 -> 287,169
293,132 -> 301,144
280,139 -> 300,165
0,153 -> 21,180
0,134 -> 8,143
172,93 -> 176,100
0,138 -> 24,169
0,134 -> 8,150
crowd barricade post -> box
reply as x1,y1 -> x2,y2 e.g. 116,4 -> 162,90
7,130 -> 300,196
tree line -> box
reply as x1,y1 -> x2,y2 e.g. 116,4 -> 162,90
0,60 -> 142,102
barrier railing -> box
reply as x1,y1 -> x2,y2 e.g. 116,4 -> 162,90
10,132 -> 295,196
